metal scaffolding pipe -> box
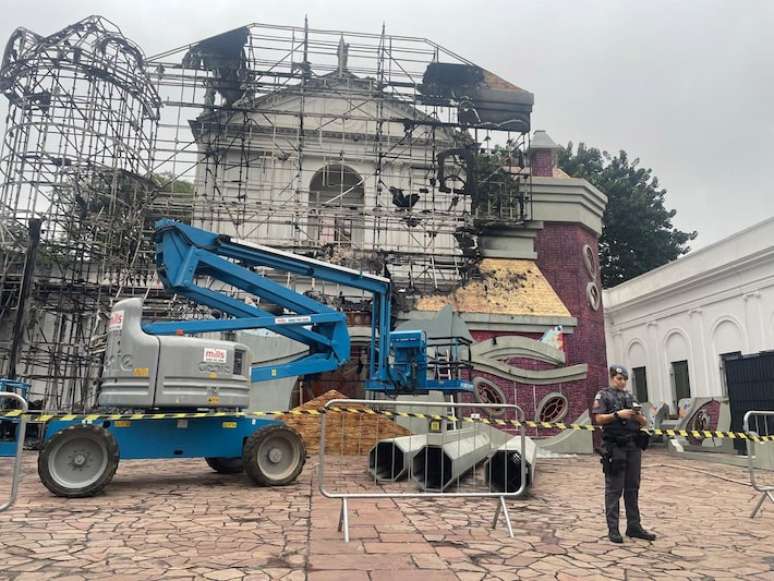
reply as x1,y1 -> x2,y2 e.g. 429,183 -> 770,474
6,219 -> 41,380
368,434 -> 429,481
485,435 -> 537,493
411,427 -> 491,491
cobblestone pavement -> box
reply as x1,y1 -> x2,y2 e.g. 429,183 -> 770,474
1,449 -> 773,580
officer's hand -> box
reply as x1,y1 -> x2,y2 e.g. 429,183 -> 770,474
617,409 -> 637,419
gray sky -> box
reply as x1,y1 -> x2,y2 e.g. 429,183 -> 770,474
1,0 -> 772,249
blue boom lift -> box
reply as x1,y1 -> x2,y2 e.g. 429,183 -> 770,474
1,220 -> 471,497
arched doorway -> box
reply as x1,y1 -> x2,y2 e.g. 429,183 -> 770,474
308,164 -> 364,247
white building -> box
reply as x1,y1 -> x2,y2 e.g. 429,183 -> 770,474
604,217 -> 774,409
190,68 -> 463,272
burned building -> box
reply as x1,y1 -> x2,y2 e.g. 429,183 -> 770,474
0,17 -> 606,426
0,17 -> 160,409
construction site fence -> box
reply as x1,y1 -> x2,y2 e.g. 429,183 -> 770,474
744,410 -> 774,518
0,393 -> 27,513
317,398 -> 528,543
2,400 -> 773,524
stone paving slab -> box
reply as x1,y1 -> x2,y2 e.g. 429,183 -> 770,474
1,449 -> 773,579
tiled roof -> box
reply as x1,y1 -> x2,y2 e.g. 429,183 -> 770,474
416,259 -> 570,317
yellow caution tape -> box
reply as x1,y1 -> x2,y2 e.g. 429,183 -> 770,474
1,407 -> 772,442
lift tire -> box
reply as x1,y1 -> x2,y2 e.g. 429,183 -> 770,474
205,457 -> 244,474
242,424 -> 305,486
38,424 -> 120,498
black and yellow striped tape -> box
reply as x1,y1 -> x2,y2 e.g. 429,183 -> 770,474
1,407 -> 772,442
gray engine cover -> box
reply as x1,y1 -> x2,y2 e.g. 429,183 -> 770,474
98,298 -> 252,409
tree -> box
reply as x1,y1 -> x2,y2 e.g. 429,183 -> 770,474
558,142 -> 697,288
152,171 -> 194,195
149,171 -> 195,225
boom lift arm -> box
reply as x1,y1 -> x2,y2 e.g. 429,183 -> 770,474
148,220 -> 470,393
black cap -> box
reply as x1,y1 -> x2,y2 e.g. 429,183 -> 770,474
609,364 -> 629,378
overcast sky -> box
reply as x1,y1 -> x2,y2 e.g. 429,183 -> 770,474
1,0 -> 772,250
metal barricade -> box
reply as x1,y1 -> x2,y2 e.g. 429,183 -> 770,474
319,398 -> 529,542
0,392 -> 28,513
744,410 -> 774,518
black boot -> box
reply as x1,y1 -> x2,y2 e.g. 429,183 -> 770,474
608,530 -> 623,543
626,527 -> 656,541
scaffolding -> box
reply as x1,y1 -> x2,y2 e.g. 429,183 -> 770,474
0,16 -> 160,409
148,21 -> 533,290
0,17 -> 533,410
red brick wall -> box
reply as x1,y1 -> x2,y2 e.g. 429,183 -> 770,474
531,150 -> 554,178
465,330 -> 591,431
535,222 -> 608,415
460,365 -> 589,437
464,221 -> 607,427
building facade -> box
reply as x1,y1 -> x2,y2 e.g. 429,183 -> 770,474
604,218 -> 774,410
0,17 -> 610,422
392,132 -> 609,425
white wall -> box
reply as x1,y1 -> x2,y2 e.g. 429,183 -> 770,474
604,218 -> 774,409
191,85 -> 467,261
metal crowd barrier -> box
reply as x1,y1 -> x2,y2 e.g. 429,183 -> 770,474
318,398 -> 529,542
744,410 -> 774,518
0,392 -> 28,513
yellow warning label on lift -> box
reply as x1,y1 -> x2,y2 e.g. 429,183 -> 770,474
222,421 -> 237,429
207,396 -> 220,405
132,368 -> 149,377
114,420 -> 131,428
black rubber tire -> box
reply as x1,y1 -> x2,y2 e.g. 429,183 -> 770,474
38,424 -> 120,498
242,424 -> 306,486
205,456 -> 244,474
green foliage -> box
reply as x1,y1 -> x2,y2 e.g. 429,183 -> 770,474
558,142 -> 697,288
152,172 -> 194,194
149,172 -> 195,224
50,170 -> 195,266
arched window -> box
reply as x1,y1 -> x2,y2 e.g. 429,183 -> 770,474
308,164 -> 364,247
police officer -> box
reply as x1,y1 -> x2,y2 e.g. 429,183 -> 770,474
592,365 -> 656,543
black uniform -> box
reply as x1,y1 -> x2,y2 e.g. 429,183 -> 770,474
593,386 -> 644,534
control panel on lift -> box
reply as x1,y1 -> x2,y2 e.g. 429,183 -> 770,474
99,298 -> 252,409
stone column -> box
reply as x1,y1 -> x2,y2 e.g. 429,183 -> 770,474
688,308 -> 710,397
743,290 -> 764,352
645,321 -> 664,404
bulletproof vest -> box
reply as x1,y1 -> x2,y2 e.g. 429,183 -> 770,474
600,388 -> 640,436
